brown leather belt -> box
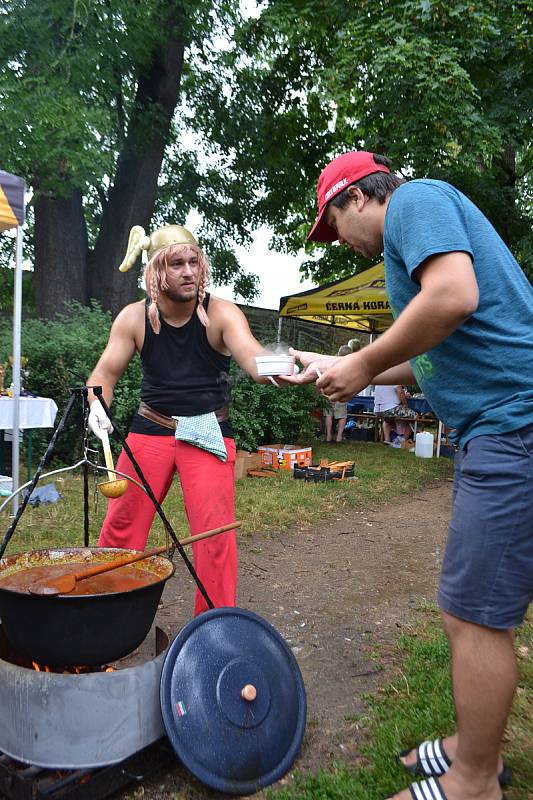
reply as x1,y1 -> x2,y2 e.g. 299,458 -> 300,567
137,401 -> 229,430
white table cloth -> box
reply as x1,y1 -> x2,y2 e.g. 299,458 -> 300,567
0,396 -> 58,431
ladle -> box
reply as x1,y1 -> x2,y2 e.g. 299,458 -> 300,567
29,520 -> 241,596
98,428 -> 129,498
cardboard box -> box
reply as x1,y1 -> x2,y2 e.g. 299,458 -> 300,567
257,445 -> 312,471
256,445 -> 281,468
235,450 -> 261,480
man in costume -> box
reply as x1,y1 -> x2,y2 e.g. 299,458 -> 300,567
285,151 -> 533,800
87,224 -> 274,615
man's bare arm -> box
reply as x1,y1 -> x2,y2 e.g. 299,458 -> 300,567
87,305 -> 140,406
215,301 -> 270,382
315,252 -> 478,400
285,354 -> 415,388
358,252 -> 478,379
372,363 -> 415,385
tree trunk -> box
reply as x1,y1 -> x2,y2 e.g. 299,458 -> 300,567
33,189 -> 88,319
30,4 -> 187,320
88,14 -> 186,317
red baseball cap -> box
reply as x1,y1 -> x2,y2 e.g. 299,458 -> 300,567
307,151 -> 390,242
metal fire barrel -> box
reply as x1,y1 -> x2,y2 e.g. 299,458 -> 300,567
0,626 -> 169,769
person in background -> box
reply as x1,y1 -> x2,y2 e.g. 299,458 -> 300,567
286,150 -> 533,800
87,223 -> 283,616
374,384 -> 417,443
323,344 -> 352,442
348,338 -> 362,353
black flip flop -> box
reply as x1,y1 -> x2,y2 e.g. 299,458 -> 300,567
399,738 -> 511,787
386,775 -> 507,800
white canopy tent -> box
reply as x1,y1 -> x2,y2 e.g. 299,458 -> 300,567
0,169 -> 26,513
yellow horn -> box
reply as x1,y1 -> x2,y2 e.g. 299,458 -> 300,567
118,226 -> 151,273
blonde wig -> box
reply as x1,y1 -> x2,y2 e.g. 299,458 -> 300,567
118,224 -> 210,333
144,243 -> 211,333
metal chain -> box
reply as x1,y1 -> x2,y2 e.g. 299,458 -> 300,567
91,447 -> 101,515
82,401 -> 101,515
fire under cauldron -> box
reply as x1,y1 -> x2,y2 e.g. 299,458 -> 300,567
0,547 -> 175,666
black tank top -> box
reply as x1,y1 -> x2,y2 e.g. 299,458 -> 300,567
129,294 -> 233,437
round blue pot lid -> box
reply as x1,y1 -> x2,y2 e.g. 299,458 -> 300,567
160,606 -> 307,795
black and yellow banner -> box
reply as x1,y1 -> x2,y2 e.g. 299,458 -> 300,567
279,262 -> 392,334
0,170 -> 25,232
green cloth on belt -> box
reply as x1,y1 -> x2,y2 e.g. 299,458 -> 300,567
172,412 -> 227,462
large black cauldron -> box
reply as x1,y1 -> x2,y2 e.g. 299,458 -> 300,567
0,547 -> 175,666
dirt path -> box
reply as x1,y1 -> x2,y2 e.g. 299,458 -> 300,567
121,480 -> 452,799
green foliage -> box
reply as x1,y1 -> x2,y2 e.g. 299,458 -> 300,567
197,0 -> 532,282
1,0 -> 222,195
0,303 -> 140,463
229,365 -> 319,451
0,0 -> 261,303
3,0 -> 530,313
0,267 -> 34,312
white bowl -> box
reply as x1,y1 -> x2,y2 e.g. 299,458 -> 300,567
255,354 -> 295,376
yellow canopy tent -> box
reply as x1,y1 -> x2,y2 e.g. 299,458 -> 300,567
278,262 -> 392,334
279,261 -> 446,454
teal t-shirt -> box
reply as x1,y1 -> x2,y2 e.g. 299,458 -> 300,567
384,179 -> 533,448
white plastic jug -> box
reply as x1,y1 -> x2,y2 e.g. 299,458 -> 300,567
415,431 -> 434,458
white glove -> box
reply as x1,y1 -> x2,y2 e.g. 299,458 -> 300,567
88,399 -> 113,439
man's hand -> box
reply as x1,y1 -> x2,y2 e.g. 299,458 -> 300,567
316,353 -> 374,402
266,363 -> 300,388
281,349 -> 339,385
88,399 -> 113,439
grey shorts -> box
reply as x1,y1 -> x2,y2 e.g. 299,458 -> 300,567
323,402 -> 348,420
438,423 -> 533,629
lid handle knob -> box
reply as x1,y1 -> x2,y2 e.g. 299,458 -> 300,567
241,684 -> 257,702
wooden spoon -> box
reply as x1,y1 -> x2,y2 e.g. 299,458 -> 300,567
29,521 -> 241,596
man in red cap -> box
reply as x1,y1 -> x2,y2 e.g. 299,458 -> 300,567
286,151 -> 533,800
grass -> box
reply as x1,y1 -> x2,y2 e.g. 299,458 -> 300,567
267,609 -> 533,800
0,439 -> 452,554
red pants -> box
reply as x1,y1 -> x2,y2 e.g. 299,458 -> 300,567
98,433 -> 237,615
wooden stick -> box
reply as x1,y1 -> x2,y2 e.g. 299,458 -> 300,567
29,521 -> 242,595
247,469 -> 276,478
100,429 -> 115,482
178,521 -> 241,546
74,521 -> 242,580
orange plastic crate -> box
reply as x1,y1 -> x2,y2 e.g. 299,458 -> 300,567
257,445 -> 312,471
